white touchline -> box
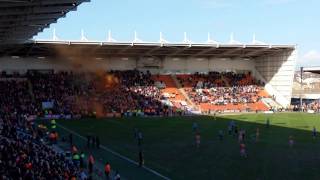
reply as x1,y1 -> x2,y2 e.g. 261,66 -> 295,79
57,123 -> 171,180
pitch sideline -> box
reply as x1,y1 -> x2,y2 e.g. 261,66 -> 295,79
57,123 -> 171,180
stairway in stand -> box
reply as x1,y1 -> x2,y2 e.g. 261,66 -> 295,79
171,74 -> 198,110
152,75 -> 193,110
220,74 -> 230,87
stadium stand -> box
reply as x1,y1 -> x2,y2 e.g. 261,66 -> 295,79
0,1 -> 92,177
0,70 -> 271,119
177,72 -> 270,112
0,125 -> 82,179
15,70 -> 169,117
0,75 -> 82,179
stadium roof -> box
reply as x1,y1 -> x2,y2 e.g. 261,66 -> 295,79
303,67 -> 320,74
0,40 -> 296,59
0,0 -> 89,43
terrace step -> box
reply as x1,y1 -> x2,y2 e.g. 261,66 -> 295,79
152,75 -> 192,110
262,97 -> 282,109
171,74 -> 198,110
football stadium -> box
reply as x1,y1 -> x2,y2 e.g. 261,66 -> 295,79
1,1 -> 320,180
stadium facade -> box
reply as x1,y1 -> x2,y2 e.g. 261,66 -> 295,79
0,40 -> 297,107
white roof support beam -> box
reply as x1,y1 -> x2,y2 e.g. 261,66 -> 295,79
190,45 -> 218,57
144,46 -> 162,56
1,41 -> 295,58
241,48 -> 270,58
117,45 -> 134,54
167,46 -> 191,57
218,46 -> 245,57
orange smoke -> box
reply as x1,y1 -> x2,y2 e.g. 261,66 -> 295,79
93,101 -> 104,118
104,74 -> 119,89
93,70 -> 119,90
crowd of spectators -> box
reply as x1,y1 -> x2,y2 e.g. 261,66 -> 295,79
0,70 -> 169,118
0,129 -> 81,179
178,72 -> 265,105
304,101 -> 320,111
98,70 -> 165,116
0,78 -> 36,123
188,85 -> 262,105
29,71 -> 86,116
291,99 -> 320,112
0,70 -> 269,117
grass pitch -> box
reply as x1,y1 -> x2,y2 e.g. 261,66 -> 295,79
57,113 -> 320,180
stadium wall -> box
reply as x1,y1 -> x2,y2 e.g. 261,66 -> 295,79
0,57 -> 137,73
0,57 -> 255,74
161,57 -> 255,74
254,49 -> 297,107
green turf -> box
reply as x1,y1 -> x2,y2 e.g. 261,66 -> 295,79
55,112 -> 320,180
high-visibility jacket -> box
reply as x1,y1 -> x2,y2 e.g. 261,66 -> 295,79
51,119 -> 56,129
73,154 -> 80,160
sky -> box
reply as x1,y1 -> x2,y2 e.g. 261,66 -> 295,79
35,0 -> 320,67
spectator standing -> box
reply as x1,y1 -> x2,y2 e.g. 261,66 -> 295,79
138,149 -> 144,167
88,154 -> 95,174
104,162 -> 111,180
